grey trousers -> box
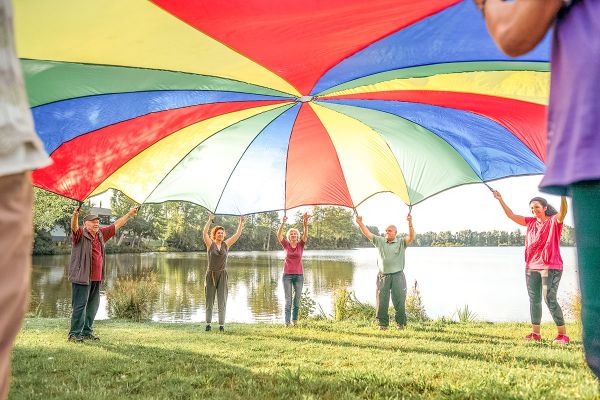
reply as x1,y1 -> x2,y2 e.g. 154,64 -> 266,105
205,270 -> 228,325
376,271 -> 407,327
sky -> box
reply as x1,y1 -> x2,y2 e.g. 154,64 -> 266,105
356,175 -> 572,233
90,174 -> 572,234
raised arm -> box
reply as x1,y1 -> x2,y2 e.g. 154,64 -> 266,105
493,190 -> 526,226
71,206 -> 80,234
355,214 -> 374,241
225,216 -> 246,248
114,206 -> 138,232
301,212 -> 308,243
277,215 -> 287,242
557,196 -> 568,224
405,214 -> 415,245
474,0 -> 562,57
203,213 -> 214,248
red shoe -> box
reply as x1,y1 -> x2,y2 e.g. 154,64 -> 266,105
553,334 -> 570,345
524,332 -> 542,341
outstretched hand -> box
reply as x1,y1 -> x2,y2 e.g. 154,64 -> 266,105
128,206 -> 139,217
492,190 -> 502,200
355,215 -> 363,225
303,212 -> 309,224
282,215 -> 288,223
407,214 -> 412,224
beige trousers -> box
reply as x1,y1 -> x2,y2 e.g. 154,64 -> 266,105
0,172 -> 32,399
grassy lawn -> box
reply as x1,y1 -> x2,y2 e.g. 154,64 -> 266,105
10,319 -> 599,400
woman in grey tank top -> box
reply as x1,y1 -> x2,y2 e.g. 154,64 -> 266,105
202,214 -> 245,332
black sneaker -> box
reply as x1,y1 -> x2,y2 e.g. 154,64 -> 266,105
205,325 -> 211,332
82,334 -> 100,341
68,334 -> 83,343
219,325 -> 224,332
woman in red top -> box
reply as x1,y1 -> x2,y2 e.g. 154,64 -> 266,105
277,213 -> 308,326
494,191 -> 569,344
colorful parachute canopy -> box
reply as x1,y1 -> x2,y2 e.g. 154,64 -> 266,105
16,0 -> 550,214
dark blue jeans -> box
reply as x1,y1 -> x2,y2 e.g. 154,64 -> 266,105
283,274 -> 304,324
69,281 -> 101,337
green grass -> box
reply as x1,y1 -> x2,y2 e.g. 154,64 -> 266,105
11,319 -> 599,400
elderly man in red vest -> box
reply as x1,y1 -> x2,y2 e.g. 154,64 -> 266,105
67,206 -> 138,342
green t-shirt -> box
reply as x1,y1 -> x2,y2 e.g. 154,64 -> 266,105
371,235 -> 407,274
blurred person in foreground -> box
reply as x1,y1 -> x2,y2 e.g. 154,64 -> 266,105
475,0 -> 600,378
0,0 -> 52,397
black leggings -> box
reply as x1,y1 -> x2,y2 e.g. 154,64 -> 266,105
526,269 -> 565,326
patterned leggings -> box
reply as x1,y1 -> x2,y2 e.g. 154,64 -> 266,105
525,269 -> 564,326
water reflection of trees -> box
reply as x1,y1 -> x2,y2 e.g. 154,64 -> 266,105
30,252 -> 355,321
240,256 -> 281,318
154,255 -> 205,320
30,255 -> 71,317
304,258 -> 354,295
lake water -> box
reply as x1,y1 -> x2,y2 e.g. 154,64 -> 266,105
30,247 -> 580,323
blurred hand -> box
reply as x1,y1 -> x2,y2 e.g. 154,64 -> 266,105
493,190 -> 502,200
472,0 -> 485,11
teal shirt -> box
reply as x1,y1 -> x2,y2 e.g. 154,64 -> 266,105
371,235 -> 407,274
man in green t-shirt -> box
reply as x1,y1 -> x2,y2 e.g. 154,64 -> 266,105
356,214 -> 415,330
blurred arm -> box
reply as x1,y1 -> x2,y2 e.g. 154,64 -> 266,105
478,0 -> 562,57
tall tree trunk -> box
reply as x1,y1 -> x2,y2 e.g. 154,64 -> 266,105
117,231 -> 127,246
265,228 -> 271,251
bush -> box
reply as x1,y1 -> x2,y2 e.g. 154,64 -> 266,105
32,230 -> 56,255
107,272 -> 159,321
454,304 -> 477,323
299,288 -> 316,320
564,291 -> 582,322
406,281 -> 429,322
105,242 -> 152,254
333,287 -> 375,321
334,287 -> 351,321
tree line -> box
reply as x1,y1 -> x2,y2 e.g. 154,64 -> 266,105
32,189 -> 575,255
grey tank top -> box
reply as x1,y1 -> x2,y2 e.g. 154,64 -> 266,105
207,241 -> 228,272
